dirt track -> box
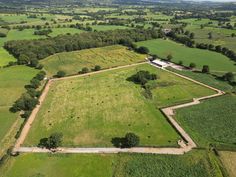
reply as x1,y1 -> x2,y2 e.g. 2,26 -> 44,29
13,62 -> 224,155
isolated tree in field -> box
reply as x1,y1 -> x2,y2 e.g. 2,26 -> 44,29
208,32 -> 212,39
231,33 -> 235,37
94,65 -> 101,71
136,46 -> 149,54
39,132 -> 63,149
202,65 -> 210,73
57,71 -> 66,78
80,67 -> 89,74
166,54 -> 173,61
223,72 -> 234,83
189,63 -> 196,69
124,132 -> 140,148
128,70 -> 157,86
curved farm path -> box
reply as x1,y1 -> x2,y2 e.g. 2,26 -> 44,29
13,62 -> 224,155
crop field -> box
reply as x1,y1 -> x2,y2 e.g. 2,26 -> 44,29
0,47 -> 16,66
1,150 -> 222,177
91,25 -> 130,31
0,66 -> 39,144
114,150 -> 222,177
24,64 -> 214,147
220,151 -> 236,177
136,39 -> 236,72
40,45 -> 146,76
175,94 -> 236,148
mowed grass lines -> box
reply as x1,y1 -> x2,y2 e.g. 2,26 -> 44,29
175,94 -> 236,148
24,64 -> 214,147
41,45 -> 146,76
1,154 -> 114,177
1,151 -> 222,177
0,66 -> 38,143
136,39 -> 236,72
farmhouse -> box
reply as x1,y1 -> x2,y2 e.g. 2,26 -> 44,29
151,59 -> 169,68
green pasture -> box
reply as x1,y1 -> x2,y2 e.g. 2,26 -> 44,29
41,45 -> 146,76
219,151 -> 236,177
24,64 -> 214,147
0,47 -> 16,66
136,39 -> 236,72
0,66 -> 38,149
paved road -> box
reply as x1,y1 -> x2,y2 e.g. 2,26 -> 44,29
13,62 -> 224,155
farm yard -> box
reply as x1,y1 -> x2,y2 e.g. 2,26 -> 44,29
41,45 -> 146,76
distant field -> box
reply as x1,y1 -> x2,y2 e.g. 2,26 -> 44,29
24,64 -> 214,147
1,150 -> 222,177
185,26 -> 236,52
0,29 -> 46,47
41,45 -> 146,76
49,28 -> 84,37
175,94 -> 236,148
220,151 -> 236,177
91,25 -> 130,31
0,66 -> 38,150
136,39 -> 236,72
0,47 -> 16,66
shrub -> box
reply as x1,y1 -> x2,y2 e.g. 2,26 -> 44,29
202,65 -> 210,73
57,71 -> 66,78
124,132 -> 140,148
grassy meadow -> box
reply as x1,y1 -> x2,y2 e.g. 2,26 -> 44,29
41,45 -> 146,76
0,66 -> 39,148
136,39 -> 236,72
24,64 -> 214,147
175,94 -> 236,148
1,150 -> 223,177
0,47 -> 16,66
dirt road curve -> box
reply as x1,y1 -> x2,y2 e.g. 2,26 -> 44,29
13,62 -> 224,155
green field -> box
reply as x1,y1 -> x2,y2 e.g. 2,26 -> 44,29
0,66 -> 39,147
185,26 -> 236,52
41,45 -> 146,76
168,68 -> 234,92
24,64 -> 214,147
136,39 -> 236,72
0,29 -> 46,47
175,94 -> 236,148
1,150 -> 223,177
0,47 -> 16,66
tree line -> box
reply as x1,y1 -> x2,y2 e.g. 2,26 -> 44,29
4,28 -> 160,68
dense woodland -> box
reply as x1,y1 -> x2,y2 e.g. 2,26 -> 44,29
4,29 -> 159,66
